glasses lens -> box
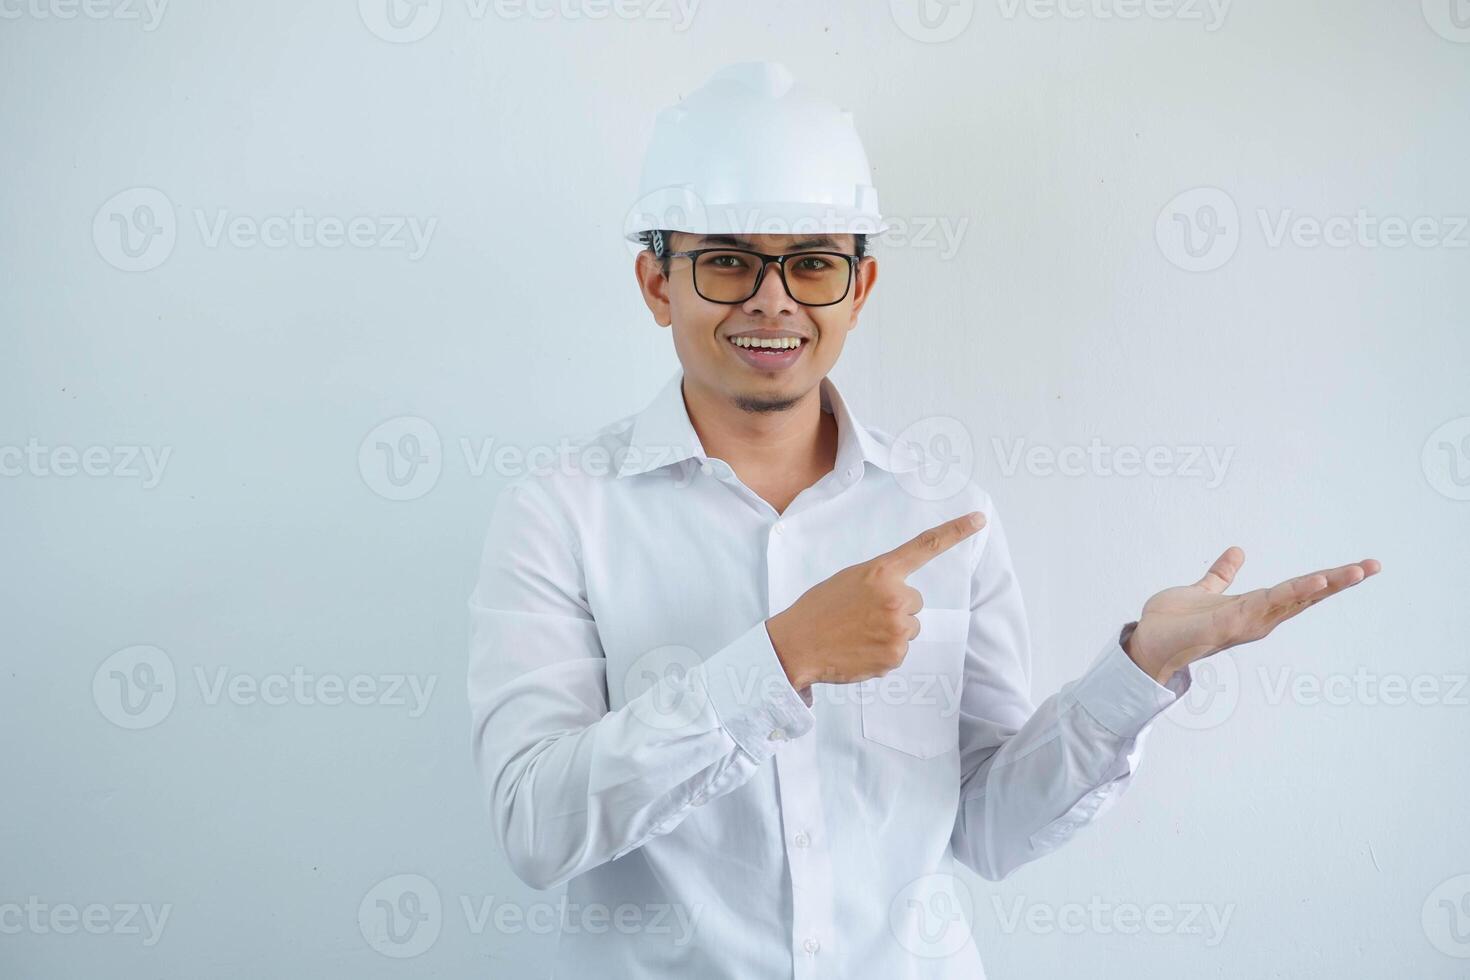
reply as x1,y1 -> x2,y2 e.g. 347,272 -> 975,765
692,250 -> 853,305
692,250 -> 762,303
782,252 -> 853,305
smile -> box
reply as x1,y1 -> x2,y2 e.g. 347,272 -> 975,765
725,335 -> 809,371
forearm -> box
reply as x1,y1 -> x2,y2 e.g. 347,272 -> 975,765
951,627 -> 1188,880
473,619 -> 812,890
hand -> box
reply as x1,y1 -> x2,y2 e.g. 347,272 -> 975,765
766,511 -> 986,691
1124,546 -> 1382,684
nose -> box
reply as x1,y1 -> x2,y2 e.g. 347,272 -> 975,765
741,256 -> 800,317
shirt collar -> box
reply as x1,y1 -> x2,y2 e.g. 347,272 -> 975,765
615,366 -> 922,479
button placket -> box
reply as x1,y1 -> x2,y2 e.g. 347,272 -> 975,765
774,725 -> 834,979
767,519 -> 835,979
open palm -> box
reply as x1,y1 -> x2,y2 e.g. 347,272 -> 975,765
1125,546 -> 1382,683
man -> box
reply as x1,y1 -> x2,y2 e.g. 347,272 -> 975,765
467,61 -> 1379,978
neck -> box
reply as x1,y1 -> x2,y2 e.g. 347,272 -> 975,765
680,374 -> 840,510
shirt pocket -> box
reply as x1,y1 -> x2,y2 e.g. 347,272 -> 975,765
858,606 -> 969,760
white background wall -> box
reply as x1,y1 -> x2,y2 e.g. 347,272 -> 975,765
3,1 -> 1467,976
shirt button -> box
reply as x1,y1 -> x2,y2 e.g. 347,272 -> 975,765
773,522 -> 785,535
690,793 -> 707,806
793,831 -> 810,848
768,728 -> 786,741
700,461 -> 713,475
803,938 -> 820,955
843,467 -> 856,482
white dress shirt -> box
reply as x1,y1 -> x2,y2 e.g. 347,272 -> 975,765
467,366 -> 1191,979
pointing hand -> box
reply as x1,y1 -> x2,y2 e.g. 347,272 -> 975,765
766,511 -> 986,691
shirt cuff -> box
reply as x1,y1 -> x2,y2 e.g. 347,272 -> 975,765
1070,625 -> 1193,738
700,620 -> 816,762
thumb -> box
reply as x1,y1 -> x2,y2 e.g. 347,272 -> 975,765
1195,546 -> 1245,593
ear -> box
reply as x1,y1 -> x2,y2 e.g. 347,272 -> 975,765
846,255 -> 878,328
634,249 -> 673,327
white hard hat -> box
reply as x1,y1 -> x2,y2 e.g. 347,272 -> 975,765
624,61 -> 888,248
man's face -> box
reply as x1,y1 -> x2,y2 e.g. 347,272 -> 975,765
635,232 -> 878,413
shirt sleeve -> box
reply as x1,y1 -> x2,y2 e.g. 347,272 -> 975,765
948,497 -> 1192,881
468,477 -> 814,891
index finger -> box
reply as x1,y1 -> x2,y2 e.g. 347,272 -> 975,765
878,511 -> 986,576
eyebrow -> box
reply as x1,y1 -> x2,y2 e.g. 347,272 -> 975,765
692,234 -> 847,251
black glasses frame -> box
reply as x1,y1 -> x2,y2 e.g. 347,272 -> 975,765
665,247 -> 860,307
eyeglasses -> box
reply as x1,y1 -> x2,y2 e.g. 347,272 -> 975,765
665,247 -> 859,307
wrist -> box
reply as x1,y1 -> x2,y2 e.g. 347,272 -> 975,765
1121,620 -> 1179,685
765,615 -> 814,692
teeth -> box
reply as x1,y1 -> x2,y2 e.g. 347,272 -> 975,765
731,336 -> 803,350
